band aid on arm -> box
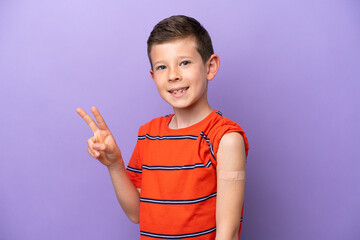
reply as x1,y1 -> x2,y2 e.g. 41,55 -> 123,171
218,170 -> 246,181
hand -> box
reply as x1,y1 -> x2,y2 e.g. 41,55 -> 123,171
76,106 -> 123,168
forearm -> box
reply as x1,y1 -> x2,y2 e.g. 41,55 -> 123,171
107,159 -> 140,223
215,225 -> 240,240
215,179 -> 244,240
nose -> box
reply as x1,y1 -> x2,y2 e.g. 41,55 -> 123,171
168,66 -> 181,82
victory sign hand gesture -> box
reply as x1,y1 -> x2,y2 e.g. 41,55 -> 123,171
76,106 -> 123,168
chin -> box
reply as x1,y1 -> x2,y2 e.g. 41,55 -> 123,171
169,103 -> 190,109
166,101 -> 192,110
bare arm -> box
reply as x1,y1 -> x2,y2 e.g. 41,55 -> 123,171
76,106 -> 140,223
106,161 -> 140,223
215,132 -> 246,240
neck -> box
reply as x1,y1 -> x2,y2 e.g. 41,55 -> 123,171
170,102 -> 213,129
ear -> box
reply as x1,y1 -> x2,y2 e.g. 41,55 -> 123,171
206,54 -> 220,81
150,69 -> 155,82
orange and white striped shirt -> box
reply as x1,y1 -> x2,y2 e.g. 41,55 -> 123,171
126,110 -> 249,240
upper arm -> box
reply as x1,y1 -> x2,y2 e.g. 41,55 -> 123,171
137,188 -> 141,194
215,132 -> 246,238
217,132 -> 246,171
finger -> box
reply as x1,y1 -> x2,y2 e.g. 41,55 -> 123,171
76,107 -> 99,133
87,138 -> 98,156
87,137 -> 95,147
93,143 -> 106,151
89,134 -> 100,144
91,106 -> 110,131
94,132 -> 104,143
87,147 -> 99,158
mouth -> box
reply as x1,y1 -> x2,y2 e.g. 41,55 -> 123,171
168,87 -> 189,94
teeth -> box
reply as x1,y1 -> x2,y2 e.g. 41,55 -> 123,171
171,88 -> 187,94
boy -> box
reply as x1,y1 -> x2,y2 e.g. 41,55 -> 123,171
76,15 -> 249,240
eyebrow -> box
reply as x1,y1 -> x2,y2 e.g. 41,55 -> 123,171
177,56 -> 193,59
153,60 -> 164,66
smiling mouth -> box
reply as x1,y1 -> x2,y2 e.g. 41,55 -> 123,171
169,87 -> 189,94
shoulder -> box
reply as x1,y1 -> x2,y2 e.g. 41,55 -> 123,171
209,113 -> 245,141
208,111 -> 249,157
217,132 -> 246,169
218,116 -> 243,130
219,132 -> 245,149
210,111 -> 243,133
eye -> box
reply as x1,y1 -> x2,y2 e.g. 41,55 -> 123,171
181,61 -> 190,66
157,65 -> 166,70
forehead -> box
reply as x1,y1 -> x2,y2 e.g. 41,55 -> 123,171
150,36 -> 200,61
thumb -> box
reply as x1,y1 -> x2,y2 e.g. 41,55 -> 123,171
93,143 -> 107,151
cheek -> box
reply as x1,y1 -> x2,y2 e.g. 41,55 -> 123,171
188,70 -> 207,86
154,80 -> 166,93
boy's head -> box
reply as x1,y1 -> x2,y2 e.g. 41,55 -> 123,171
147,15 -> 214,68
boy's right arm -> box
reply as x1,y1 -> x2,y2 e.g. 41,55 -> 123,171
76,106 -> 140,223
106,161 -> 140,223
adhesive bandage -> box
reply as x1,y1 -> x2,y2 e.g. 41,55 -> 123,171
218,170 -> 246,181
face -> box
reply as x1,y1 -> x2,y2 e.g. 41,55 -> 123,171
149,36 -> 218,111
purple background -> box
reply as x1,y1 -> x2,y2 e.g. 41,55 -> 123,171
1,0 -> 359,239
